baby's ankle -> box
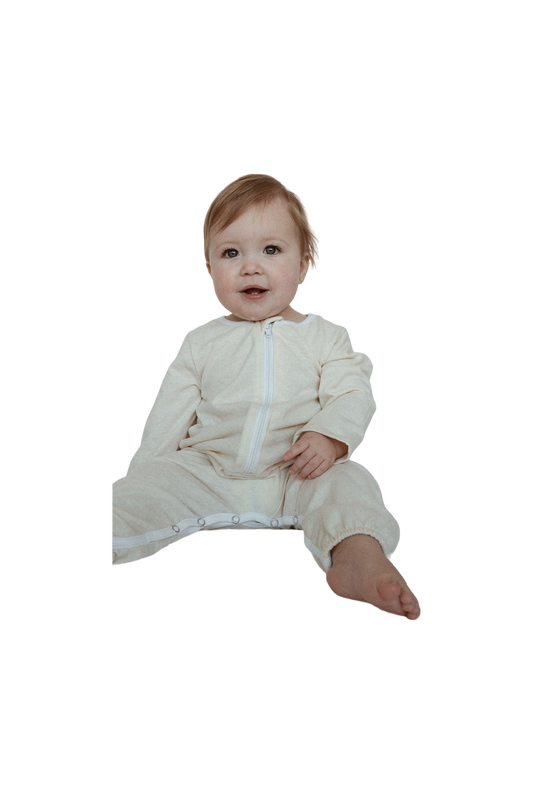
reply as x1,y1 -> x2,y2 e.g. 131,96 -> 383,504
331,533 -> 383,565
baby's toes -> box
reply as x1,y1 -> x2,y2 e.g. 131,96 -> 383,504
400,588 -> 420,620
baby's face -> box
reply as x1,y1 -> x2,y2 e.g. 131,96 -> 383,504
206,199 -> 309,323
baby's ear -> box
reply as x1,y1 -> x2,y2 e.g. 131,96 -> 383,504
206,262 -> 212,277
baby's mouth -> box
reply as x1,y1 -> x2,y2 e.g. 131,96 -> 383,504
242,288 -> 267,294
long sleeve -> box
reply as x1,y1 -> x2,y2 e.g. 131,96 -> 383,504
126,334 -> 202,475
293,327 -> 376,462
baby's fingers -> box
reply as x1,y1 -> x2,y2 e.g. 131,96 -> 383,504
308,460 -> 332,480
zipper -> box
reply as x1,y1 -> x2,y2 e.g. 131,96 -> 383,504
242,321 -> 275,473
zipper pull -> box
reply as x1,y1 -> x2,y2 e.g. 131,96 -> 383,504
265,323 -> 273,337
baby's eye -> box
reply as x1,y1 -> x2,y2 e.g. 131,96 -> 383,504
222,248 -> 239,258
264,245 -> 280,255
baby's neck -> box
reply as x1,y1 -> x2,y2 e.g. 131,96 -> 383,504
225,308 -> 307,324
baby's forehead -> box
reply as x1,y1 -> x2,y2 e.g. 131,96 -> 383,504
215,199 -> 296,238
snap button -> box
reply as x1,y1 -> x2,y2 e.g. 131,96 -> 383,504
232,515 -> 240,523
270,519 -> 279,528
293,516 -> 299,524
197,518 -> 206,526
172,525 -> 181,533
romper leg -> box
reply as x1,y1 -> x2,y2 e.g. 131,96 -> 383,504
113,450 -> 289,565
113,457 -> 210,564
283,461 -> 400,573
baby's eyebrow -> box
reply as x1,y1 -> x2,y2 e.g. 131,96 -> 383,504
260,236 -> 288,244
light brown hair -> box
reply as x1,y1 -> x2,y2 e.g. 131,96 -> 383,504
204,174 -> 318,267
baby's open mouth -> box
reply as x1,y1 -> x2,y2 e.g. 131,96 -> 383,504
242,288 -> 267,294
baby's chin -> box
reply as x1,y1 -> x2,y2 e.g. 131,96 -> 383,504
223,304 -> 282,324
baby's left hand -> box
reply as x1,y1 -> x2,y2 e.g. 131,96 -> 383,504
283,432 -> 348,480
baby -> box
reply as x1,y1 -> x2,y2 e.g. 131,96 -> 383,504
113,174 -> 420,620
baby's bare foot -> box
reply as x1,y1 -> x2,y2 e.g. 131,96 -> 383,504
326,534 -> 420,620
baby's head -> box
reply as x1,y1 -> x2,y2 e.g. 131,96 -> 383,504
204,175 -> 318,323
